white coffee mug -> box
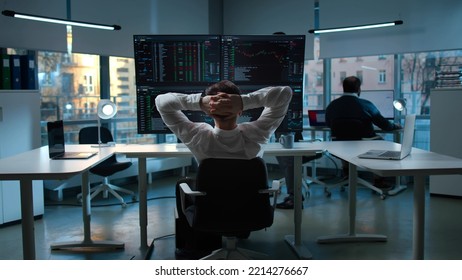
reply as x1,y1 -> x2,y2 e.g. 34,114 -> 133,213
279,133 -> 294,149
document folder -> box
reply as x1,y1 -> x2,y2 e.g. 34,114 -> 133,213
20,52 -> 36,89
9,55 -> 21,89
0,49 -> 11,89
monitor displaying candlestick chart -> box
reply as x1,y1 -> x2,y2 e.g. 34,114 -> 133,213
134,34 -> 306,134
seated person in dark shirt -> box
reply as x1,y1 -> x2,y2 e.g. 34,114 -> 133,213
326,76 -> 402,189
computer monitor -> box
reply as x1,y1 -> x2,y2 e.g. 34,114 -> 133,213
134,34 -> 306,134
133,34 -> 222,86
135,84 -> 303,134
221,35 -> 305,133
360,90 -> 395,119
221,35 -> 305,85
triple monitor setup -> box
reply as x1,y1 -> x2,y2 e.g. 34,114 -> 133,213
133,34 -> 306,135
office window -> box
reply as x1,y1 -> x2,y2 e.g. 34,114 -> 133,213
304,59 -> 324,110
331,55 -> 394,99
38,51 -> 101,144
400,50 -> 462,116
339,71 -> 347,86
109,56 -> 158,144
329,55 -> 395,142
356,70 -> 363,82
399,49 -> 462,150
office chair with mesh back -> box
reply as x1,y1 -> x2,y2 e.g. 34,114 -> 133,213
77,126 -> 136,207
179,157 -> 280,260
327,118 -> 387,199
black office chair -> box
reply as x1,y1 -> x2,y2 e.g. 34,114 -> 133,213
178,157 -> 280,260
330,118 -> 381,141
77,126 -> 136,207
327,118 -> 386,198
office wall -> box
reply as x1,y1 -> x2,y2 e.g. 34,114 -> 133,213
222,0 -> 315,60
1,0 -> 461,58
73,0 -> 212,57
0,0 -> 67,53
317,0 -> 462,58
0,0 -> 211,57
222,0 -> 462,59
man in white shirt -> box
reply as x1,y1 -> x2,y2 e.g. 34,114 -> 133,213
155,80 -> 292,259
155,80 -> 293,163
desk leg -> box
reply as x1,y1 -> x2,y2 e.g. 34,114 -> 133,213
317,163 -> 387,243
20,179 -> 35,260
138,157 -> 148,248
388,176 -> 407,196
285,156 -> 313,259
413,175 -> 425,260
51,171 -> 124,251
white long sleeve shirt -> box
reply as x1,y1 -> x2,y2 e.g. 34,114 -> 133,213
155,86 -> 292,163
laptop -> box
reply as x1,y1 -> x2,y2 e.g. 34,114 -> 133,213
47,120 -> 97,160
358,114 -> 416,160
308,110 -> 327,127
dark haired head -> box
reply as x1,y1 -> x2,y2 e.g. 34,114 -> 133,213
203,80 -> 241,96
343,76 -> 362,93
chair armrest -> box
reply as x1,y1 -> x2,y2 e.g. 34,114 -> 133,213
259,180 -> 280,208
179,182 -> 206,197
179,182 -> 206,215
259,180 -> 280,194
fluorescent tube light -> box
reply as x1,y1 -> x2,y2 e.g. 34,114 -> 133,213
2,10 -> 121,30
309,20 -> 402,34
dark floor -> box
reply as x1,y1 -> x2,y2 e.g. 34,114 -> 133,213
1,170 -> 462,260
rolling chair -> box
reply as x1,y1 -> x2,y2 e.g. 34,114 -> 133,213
77,126 -> 136,207
178,157 -> 280,260
327,118 -> 388,199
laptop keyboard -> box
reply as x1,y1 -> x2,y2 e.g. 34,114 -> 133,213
380,151 -> 400,158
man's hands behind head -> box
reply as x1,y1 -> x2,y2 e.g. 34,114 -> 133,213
201,92 -> 243,119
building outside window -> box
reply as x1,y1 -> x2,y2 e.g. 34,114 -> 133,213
378,70 -> 386,84
83,74 -> 94,94
37,51 -> 101,144
33,48 -> 462,151
109,56 -> 160,144
303,60 -> 324,110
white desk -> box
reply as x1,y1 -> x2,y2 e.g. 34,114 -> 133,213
319,140 -> 462,259
116,142 -> 326,260
5,141 -> 458,260
0,145 -> 121,259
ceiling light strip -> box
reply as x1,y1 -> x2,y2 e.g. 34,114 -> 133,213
309,20 -> 402,34
2,10 -> 121,30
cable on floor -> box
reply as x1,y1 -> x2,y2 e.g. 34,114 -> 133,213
144,233 -> 175,260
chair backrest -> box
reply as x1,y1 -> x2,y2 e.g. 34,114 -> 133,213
79,126 -> 114,144
79,126 -> 117,167
186,157 -> 273,234
330,118 -> 369,141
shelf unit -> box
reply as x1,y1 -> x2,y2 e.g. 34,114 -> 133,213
435,64 -> 462,88
0,90 -> 44,225
429,88 -> 462,197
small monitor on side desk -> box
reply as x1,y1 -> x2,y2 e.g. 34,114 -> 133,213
308,110 -> 327,127
360,90 -> 395,119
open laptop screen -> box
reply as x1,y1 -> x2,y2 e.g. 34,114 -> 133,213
47,120 -> 66,158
